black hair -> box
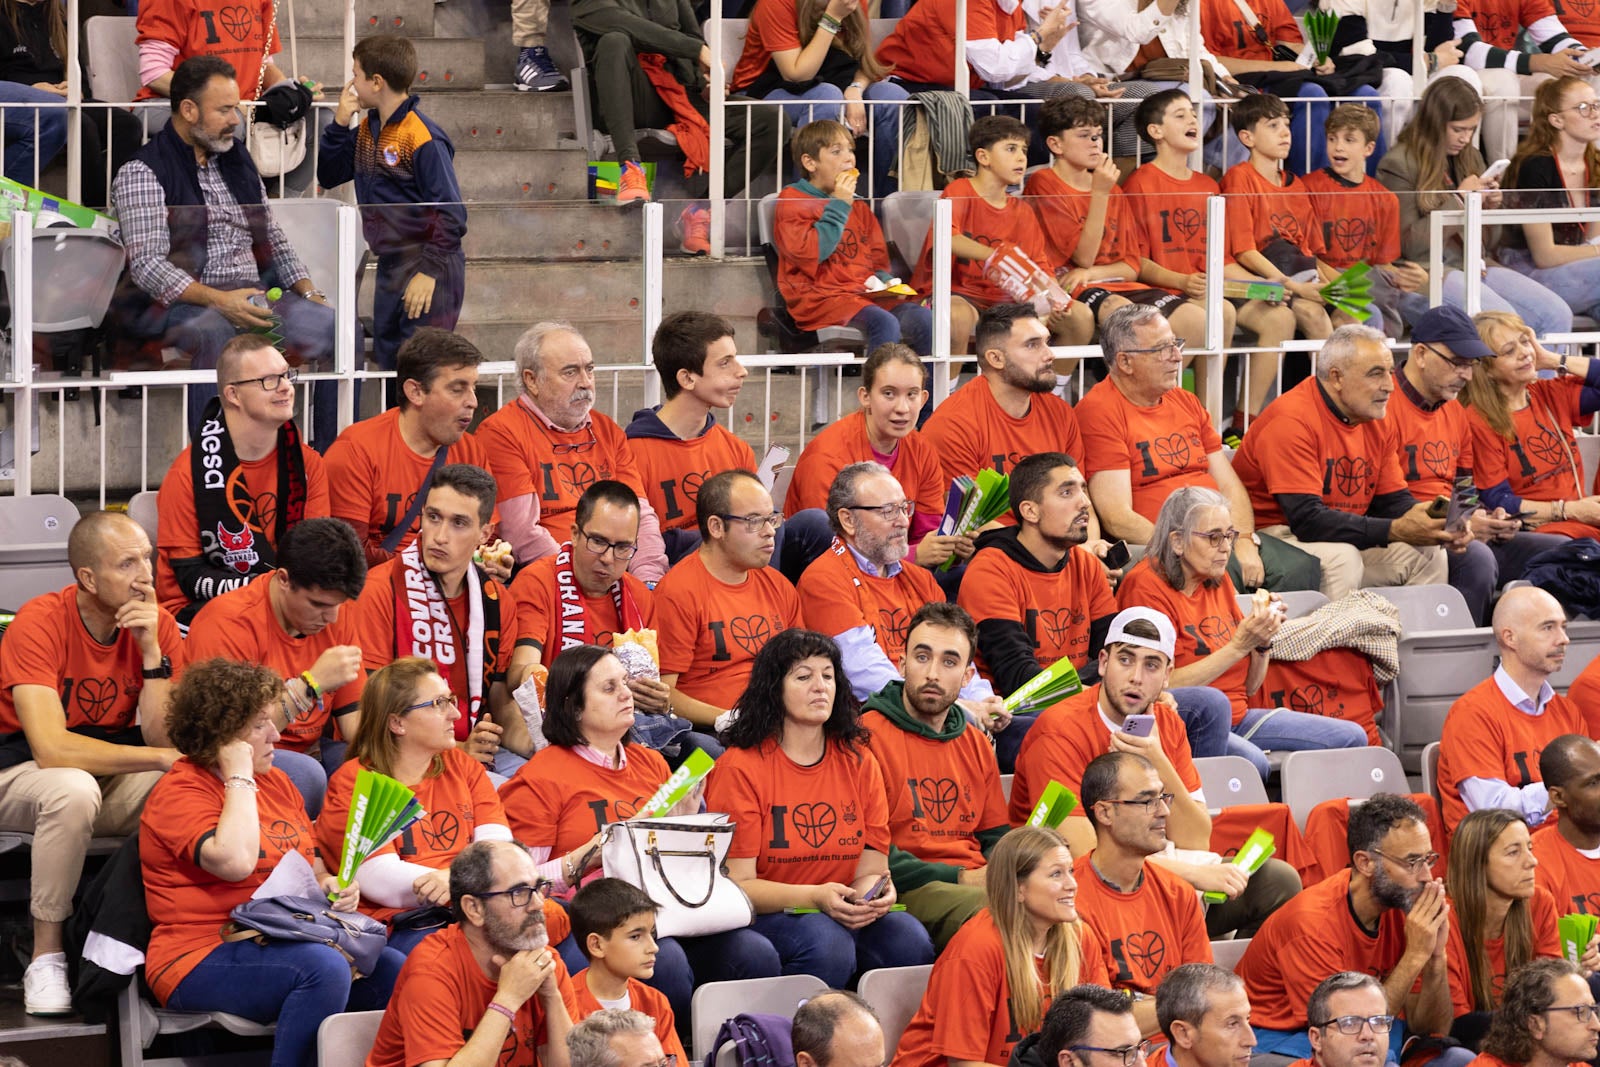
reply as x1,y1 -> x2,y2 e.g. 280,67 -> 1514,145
1541,734 -> 1599,793
974,302 -> 1042,370
719,629 -> 867,754
970,113 -> 1032,155
574,480 -> 641,532
542,644 -> 624,749
1346,793 -> 1428,858
171,55 -> 235,108
568,877 -> 659,959
904,602 -> 978,664
651,311 -> 736,401
1039,985 -> 1137,1067
1230,92 -> 1290,135
1081,751 -> 1152,831
695,468 -> 765,542
1009,451 -> 1078,524
277,517 -> 367,601
1039,96 -> 1108,142
1135,89 -> 1192,148
430,463 -> 497,525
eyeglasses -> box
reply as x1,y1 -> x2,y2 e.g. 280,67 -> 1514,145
716,512 -> 784,533
471,881 -> 551,908
540,422 -> 597,454
1542,1005 -> 1600,1024
228,368 -> 298,391
1312,1015 -> 1396,1035
846,501 -> 914,521
1121,340 -> 1186,359
1069,1041 -> 1154,1067
1421,344 -> 1478,370
1103,793 -> 1175,813
1191,528 -> 1240,549
404,693 -> 461,713
574,525 -> 639,561
1367,848 -> 1440,874
1562,101 -> 1600,117
640,1057 -> 680,1067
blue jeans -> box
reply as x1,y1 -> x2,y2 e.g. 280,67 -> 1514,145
1499,246 -> 1600,321
751,907 -> 934,987
167,936 -> 404,1067
1440,268 -> 1572,339
847,303 -> 932,356
995,685 -> 1232,773
1227,705 -> 1370,779
764,81 -> 909,194
273,748 -> 328,820
0,82 -> 66,187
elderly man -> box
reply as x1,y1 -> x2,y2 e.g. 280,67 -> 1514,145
1077,304 -> 1319,593
793,992 -> 886,1067
110,56 -> 336,447
568,1010 -> 668,1067
1472,959 -> 1600,1067
1438,586 -> 1590,836
1233,323 -> 1465,600
478,322 -> 666,580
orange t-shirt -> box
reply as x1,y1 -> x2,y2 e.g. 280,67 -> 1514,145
1384,375 -> 1476,503
1259,649 -> 1384,744
155,437 -> 329,617
798,541 -> 946,668
1470,1054 -> 1589,1067
626,420 -> 758,534
1117,559 -> 1250,724
874,0 -> 1023,86
1301,169 -> 1404,270
136,0 -> 280,101
1023,168 -> 1145,293
1233,376 -> 1409,528
785,411 -> 947,530
920,376 -> 1085,488
1122,164 -> 1231,276
499,743 -> 671,856
773,185 -> 899,330
1568,655 -> 1600,727
1551,0 -> 1600,45
1532,823 -> 1600,917
1075,379 -> 1224,524
1445,885 -> 1561,1017
653,551 -> 801,711
1464,0 -> 1562,48
705,737 -> 891,886
1438,676 -> 1591,835
958,542 -> 1117,685
1236,868 -> 1411,1030
509,556 -> 656,660
1466,378 -> 1593,528
910,178 -> 1057,302
570,973 -> 688,1065
1072,851 -> 1212,996
732,0 -> 804,90
861,705 -> 1009,868
1009,685 -> 1200,825
316,748 -> 506,923
1220,163 -> 1327,261
184,574 -> 366,751
1201,0 -> 1301,60
0,585 -> 185,736
475,403 -> 647,547
891,910 -> 1110,1067
140,759 -> 314,1003
324,408 -> 499,559
366,923 -> 582,1067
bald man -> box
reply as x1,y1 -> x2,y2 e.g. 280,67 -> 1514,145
792,992 -> 886,1067
1437,587 -> 1589,836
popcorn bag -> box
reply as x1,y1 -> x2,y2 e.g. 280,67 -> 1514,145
512,662 -> 551,753
982,242 -> 1071,316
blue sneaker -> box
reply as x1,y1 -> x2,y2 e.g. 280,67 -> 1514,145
516,46 -> 569,92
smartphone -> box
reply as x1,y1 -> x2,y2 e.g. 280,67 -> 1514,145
1426,495 -> 1449,520
1481,158 -> 1511,183
1122,714 -> 1156,738
859,873 -> 891,902
1103,540 -> 1131,570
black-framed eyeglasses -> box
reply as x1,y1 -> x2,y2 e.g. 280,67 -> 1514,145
574,524 -> 639,561
471,881 -> 551,908
1368,847 -> 1440,874
716,512 -> 784,533
1120,340 -> 1186,359
1068,1041 -> 1153,1067
846,501 -> 914,521
529,412 -> 597,454
1312,1015 -> 1395,1035
228,368 -> 298,391
405,692 -> 461,713
1192,528 -> 1240,549
1103,793 -> 1175,814
1542,1005 -> 1600,1024
1421,344 -> 1478,370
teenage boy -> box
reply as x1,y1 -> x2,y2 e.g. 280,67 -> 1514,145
775,120 -> 932,358
566,878 -> 689,1062
1220,92 -> 1338,426
318,35 -> 467,372
1025,97 -> 1208,346
909,114 -> 1091,358
1122,90 -> 1288,418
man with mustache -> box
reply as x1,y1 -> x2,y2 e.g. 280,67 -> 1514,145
1438,585 -> 1587,836
478,322 -> 666,579
1473,959 -> 1600,1067
1238,794 -> 1453,1061
367,840 -> 581,1067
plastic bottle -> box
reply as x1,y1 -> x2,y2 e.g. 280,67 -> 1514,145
248,286 -> 286,350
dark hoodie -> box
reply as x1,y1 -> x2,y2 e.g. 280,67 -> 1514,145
970,527 -> 1115,698
624,405 -> 718,441
1008,1031 -> 1046,1067
862,681 -> 1010,892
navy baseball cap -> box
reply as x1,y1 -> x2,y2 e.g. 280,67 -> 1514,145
1413,305 -> 1493,360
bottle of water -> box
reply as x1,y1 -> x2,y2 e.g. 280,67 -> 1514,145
248,286 -> 286,350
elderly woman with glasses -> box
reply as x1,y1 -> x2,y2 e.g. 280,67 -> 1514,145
1116,486 -> 1368,778
315,657 -> 523,955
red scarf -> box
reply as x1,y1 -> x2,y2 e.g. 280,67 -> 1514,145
553,542 -> 643,650
391,544 -> 502,739
637,54 -> 710,176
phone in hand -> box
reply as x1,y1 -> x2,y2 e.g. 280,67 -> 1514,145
858,873 -> 891,903
1480,158 -> 1511,183
1426,495 -> 1449,520
1103,540 -> 1131,570
1122,714 -> 1156,738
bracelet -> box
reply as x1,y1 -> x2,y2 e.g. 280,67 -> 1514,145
306,288 -> 327,300
1557,500 -> 1569,521
485,1001 -> 517,1029
300,671 -> 322,700
818,13 -> 842,33
224,774 -> 258,791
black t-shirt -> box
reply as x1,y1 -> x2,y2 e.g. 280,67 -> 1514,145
0,3 -> 63,88
1504,153 -> 1589,251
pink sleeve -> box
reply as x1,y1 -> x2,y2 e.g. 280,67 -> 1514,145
139,40 -> 181,88
502,494 -> 560,565
629,497 -> 669,584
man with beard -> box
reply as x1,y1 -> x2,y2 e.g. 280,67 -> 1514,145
1297,973 -> 1396,1067
477,323 -> 666,578
367,840 -> 581,1067
1237,794 -> 1453,1060
858,603 -> 1011,947
1438,586 -> 1586,836
1472,959 -> 1600,1067
1533,735 -> 1600,918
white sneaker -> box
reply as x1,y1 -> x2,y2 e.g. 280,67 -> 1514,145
24,952 -> 73,1016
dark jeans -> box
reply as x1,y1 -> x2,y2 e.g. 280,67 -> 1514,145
750,907 -> 934,987
994,684 -> 1232,773
1448,532 -> 1568,626
372,248 -> 466,370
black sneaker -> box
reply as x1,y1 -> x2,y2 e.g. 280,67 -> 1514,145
516,46 -> 569,92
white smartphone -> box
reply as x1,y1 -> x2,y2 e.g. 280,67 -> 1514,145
1480,158 -> 1511,183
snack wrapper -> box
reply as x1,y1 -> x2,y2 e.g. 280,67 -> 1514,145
613,628 -> 660,682
513,663 -> 551,754
983,242 -> 1071,315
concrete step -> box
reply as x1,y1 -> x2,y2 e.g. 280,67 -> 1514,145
452,147 -> 590,201
460,204 -> 645,261
299,37 -> 486,92
415,90 -> 574,151
298,0 -> 436,38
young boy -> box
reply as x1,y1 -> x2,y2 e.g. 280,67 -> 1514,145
910,114 -> 1090,357
317,35 -> 467,371
1121,89 -> 1276,412
1301,103 -> 1428,332
1025,97 -> 1208,346
774,120 -> 932,356
567,879 -> 689,1062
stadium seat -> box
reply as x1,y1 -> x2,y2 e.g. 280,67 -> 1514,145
1,227 -> 126,336
127,490 -> 158,543
316,1010 -> 385,1067
857,964 -> 932,1056
0,493 -> 78,609
1000,772 -> 1013,803
1279,747 -> 1409,830
1210,937 -> 1252,973
555,14 -> 677,159
879,191 -> 938,281
118,978 -> 275,1067
1578,433 -> 1599,495
1420,740 -> 1441,806
1193,755 -> 1269,813
85,16 -> 139,103
690,973 -> 827,1062
1364,584 -> 1474,632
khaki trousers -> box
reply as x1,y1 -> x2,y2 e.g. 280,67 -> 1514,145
1261,526 -> 1446,601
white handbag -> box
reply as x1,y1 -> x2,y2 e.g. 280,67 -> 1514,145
600,814 -> 754,939
247,0 -> 307,179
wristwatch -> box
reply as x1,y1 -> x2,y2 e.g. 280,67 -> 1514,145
1029,30 -> 1053,64
143,656 -> 173,680
1248,532 -> 1262,547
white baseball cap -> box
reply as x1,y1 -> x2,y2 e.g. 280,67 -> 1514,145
1104,606 -> 1176,661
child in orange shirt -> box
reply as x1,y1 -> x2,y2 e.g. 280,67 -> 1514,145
568,879 -> 691,1059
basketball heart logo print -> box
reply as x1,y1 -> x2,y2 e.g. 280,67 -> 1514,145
916,778 -> 959,823
265,819 -> 302,853
73,676 -> 120,725
217,4 -> 254,41
1329,217 -> 1371,257
792,803 -> 837,849
730,614 -> 773,655
419,810 -> 461,852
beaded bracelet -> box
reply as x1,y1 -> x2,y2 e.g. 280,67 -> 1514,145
818,14 -> 842,34
224,775 -> 258,791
